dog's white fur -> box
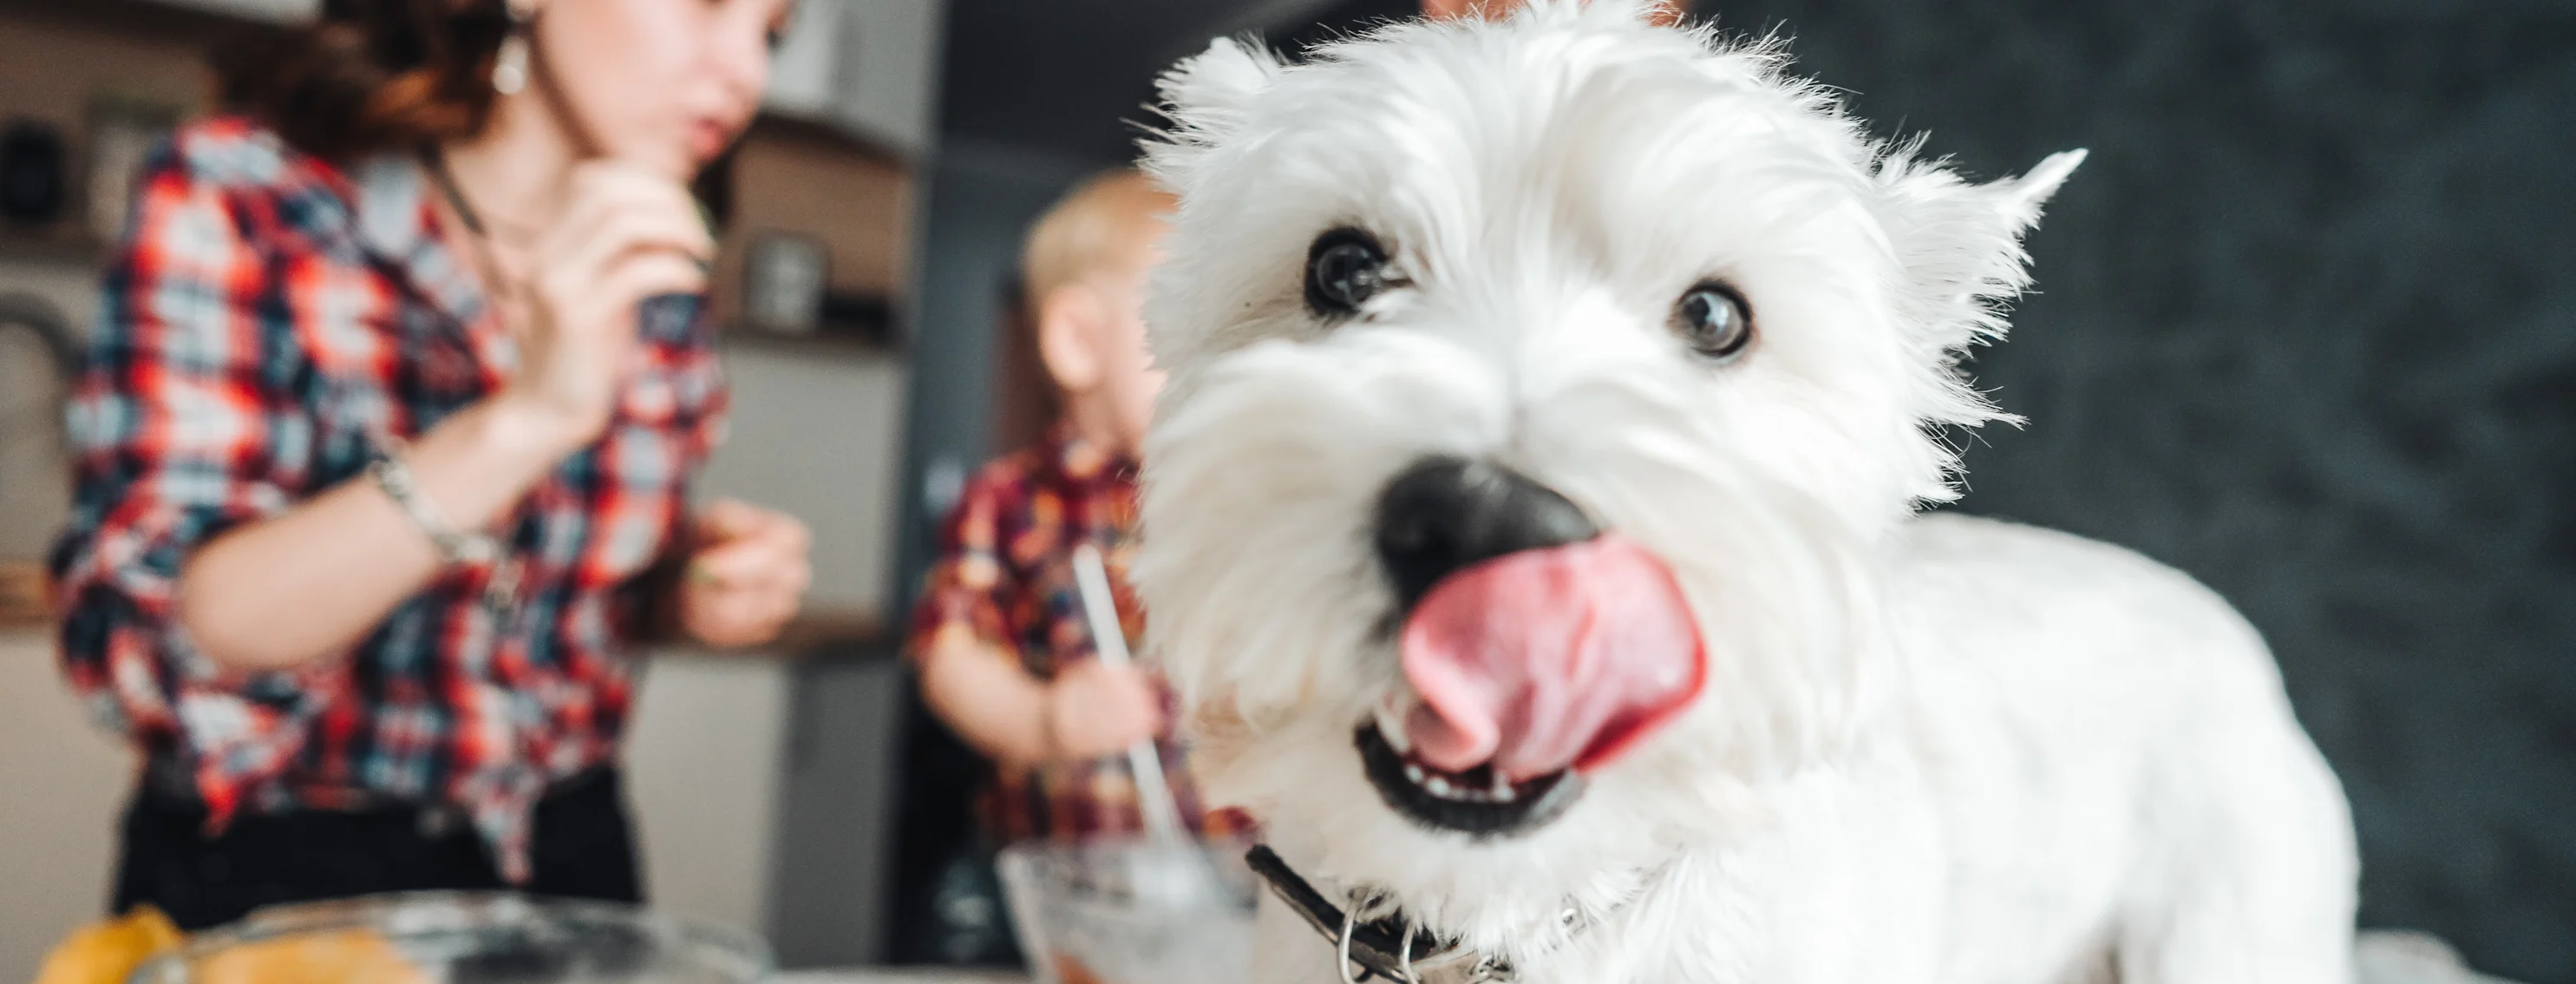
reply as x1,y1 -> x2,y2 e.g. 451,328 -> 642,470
1130,3 -> 2359,982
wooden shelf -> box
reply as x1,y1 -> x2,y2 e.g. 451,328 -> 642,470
0,0 -> 277,38
708,118 -> 914,343
0,230 -> 104,266
743,111 -> 912,171
0,561 -> 49,629
764,607 -> 897,657
719,325 -> 905,361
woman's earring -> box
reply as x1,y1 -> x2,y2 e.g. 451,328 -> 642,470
492,0 -> 535,95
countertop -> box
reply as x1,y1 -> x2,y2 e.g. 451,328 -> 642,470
769,931 -> 2510,984
775,970 -> 1026,984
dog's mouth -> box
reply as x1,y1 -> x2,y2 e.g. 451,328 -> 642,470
1351,459 -> 1708,839
1358,534 -> 1706,839
1357,720 -> 1583,837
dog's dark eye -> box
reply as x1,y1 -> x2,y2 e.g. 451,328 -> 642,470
1674,281 -> 1754,361
1305,227 -> 1389,318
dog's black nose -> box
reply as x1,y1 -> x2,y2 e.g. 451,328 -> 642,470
1375,456 -> 1600,613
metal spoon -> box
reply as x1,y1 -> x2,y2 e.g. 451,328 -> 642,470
1071,543 -> 1188,843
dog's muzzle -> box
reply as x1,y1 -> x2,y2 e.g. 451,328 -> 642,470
1365,458 -> 1599,837
1363,456 -> 1708,839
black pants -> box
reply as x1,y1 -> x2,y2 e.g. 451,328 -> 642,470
113,766 -> 644,931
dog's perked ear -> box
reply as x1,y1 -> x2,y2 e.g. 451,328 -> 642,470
1871,148 -> 2088,390
1143,36 -> 1285,195
2007,149 -> 2087,217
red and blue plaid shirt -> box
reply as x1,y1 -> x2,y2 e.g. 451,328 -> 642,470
910,426 -> 1248,845
48,117 -> 728,880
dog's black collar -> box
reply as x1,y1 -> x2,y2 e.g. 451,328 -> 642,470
1246,844 -> 1532,984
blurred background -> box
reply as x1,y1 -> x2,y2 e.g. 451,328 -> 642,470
0,0 -> 2567,981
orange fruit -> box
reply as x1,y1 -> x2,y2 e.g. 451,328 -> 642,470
33,906 -> 185,984
1051,951 -> 1115,984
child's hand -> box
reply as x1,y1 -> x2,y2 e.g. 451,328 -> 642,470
1045,660 -> 1166,760
676,499 -> 812,648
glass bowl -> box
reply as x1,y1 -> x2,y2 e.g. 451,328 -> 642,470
128,891 -> 771,984
997,837 -> 1259,984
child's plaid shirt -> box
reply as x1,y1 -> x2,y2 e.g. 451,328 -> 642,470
910,426 -> 1248,844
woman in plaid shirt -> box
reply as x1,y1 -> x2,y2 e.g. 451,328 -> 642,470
50,0 -> 809,929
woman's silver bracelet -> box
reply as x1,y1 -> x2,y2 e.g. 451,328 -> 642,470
366,454 -> 502,567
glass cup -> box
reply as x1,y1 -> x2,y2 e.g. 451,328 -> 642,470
997,836 -> 1260,984
128,891 -> 770,984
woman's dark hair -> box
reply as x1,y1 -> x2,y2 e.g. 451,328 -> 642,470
215,0 -> 513,162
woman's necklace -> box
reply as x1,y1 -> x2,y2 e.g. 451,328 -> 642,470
421,145 -> 488,239
420,147 -> 537,321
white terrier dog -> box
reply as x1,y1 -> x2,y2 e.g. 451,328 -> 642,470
1129,3 -> 2359,983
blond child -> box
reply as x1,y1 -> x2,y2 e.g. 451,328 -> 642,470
907,169 -> 1240,842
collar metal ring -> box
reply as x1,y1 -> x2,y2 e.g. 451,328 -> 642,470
1338,901 -> 1369,984
1397,922 -> 1422,984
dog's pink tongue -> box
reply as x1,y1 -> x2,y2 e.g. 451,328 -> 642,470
1399,535 -> 1706,779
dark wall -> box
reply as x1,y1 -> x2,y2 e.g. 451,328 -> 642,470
1285,0 -> 2576,981
885,152 -> 1089,966
1731,4 -> 2576,981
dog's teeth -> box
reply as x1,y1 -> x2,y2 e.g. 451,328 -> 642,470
1406,764 -> 1426,784
1426,775 -> 1455,797
1493,772 -> 1514,801
1375,702 -> 1413,754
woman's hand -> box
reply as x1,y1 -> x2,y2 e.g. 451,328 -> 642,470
497,161 -> 714,454
675,499 -> 813,649
1043,660 -> 1166,761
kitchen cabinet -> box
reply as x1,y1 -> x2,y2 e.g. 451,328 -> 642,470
697,344 -> 910,624
763,0 -> 947,160
0,281 -> 81,572
144,0 -> 314,21
0,629 -> 134,984
624,652 -> 796,935
624,644 -> 912,970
